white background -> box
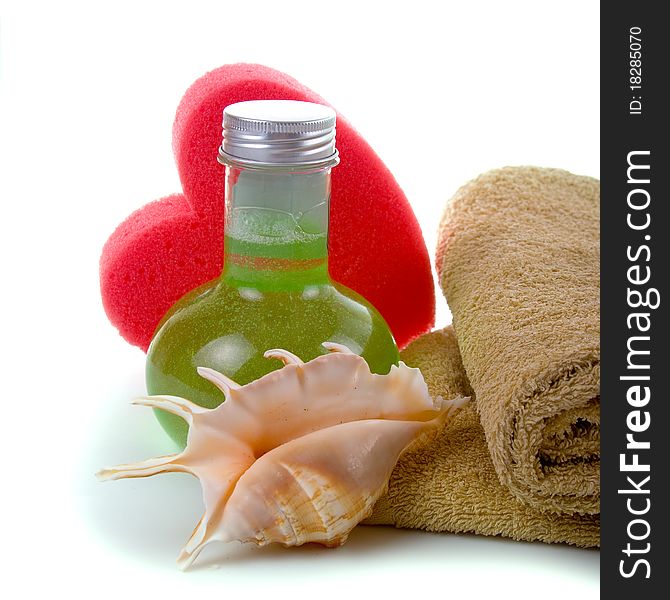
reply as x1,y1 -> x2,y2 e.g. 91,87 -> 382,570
0,1 -> 599,598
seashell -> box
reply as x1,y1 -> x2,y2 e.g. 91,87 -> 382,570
97,343 -> 467,569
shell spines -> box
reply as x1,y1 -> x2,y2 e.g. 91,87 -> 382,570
99,344 -> 467,569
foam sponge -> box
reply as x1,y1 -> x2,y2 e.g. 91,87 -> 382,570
100,64 -> 434,351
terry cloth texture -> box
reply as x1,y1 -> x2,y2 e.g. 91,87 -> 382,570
366,328 -> 599,548
436,167 -> 600,515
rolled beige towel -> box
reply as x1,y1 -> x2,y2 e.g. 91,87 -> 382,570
436,167 -> 600,515
366,327 -> 599,547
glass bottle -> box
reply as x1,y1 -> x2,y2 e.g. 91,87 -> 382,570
146,100 -> 400,447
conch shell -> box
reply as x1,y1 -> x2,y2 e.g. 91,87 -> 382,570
98,343 -> 466,569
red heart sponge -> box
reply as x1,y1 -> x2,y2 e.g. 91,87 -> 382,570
100,64 -> 434,351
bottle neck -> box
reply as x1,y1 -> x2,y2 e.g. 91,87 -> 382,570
222,165 -> 331,290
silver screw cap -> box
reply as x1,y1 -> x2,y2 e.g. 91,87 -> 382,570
218,100 -> 339,170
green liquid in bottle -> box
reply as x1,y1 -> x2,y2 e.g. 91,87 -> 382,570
146,165 -> 399,448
